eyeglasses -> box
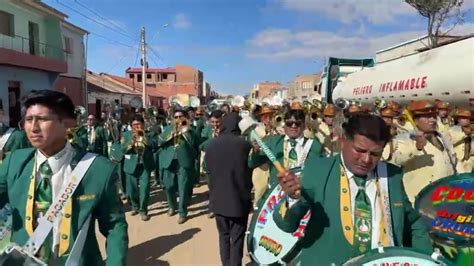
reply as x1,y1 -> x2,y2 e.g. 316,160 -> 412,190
285,120 -> 303,127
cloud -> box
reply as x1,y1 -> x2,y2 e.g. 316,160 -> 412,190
173,13 -> 191,29
246,22 -> 474,61
246,28 -> 425,60
274,0 -> 417,24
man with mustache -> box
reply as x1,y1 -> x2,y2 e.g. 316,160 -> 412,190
274,114 -> 431,265
0,90 -> 128,265
392,100 -> 457,204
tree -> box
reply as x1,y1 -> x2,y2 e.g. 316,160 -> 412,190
405,0 -> 466,48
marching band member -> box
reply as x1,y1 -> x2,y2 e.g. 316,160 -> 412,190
122,115 -> 156,221
0,104 -> 30,161
435,100 -> 452,134
0,90 -> 128,265
448,108 -> 473,173
249,105 -> 275,207
390,101 -> 415,135
81,114 -> 109,157
249,109 -> 322,190
274,114 -> 432,266
391,100 -> 457,204
314,104 -> 338,156
379,107 -> 397,162
158,109 -> 199,224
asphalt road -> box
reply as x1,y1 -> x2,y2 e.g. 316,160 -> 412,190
97,184 -> 252,266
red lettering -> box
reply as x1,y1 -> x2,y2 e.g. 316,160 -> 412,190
446,188 -> 464,202
398,80 -> 404,90
393,81 -> 398,91
421,76 -> 427,88
410,78 -> 416,90
431,186 -> 449,205
257,209 -> 267,224
464,190 -> 474,202
404,79 -> 410,90
368,85 -> 372,94
267,195 -> 277,211
353,88 -> 357,95
415,77 -> 421,89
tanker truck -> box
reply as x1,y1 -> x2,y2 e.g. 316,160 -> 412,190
319,36 -> 473,107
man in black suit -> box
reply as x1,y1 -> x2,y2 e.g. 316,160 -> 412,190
205,112 -> 253,266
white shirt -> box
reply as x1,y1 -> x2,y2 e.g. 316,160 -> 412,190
284,135 -> 305,168
35,142 -> 75,250
341,154 -> 392,249
288,154 -> 393,249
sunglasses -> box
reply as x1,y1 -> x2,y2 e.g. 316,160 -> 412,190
285,120 -> 303,127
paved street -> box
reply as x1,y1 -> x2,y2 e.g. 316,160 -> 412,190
98,184 -> 252,266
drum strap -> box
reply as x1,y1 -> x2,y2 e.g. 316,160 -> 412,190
340,163 -> 394,248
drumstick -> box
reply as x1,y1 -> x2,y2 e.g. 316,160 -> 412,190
250,130 -> 301,197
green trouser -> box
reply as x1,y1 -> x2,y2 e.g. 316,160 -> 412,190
162,159 -> 192,218
125,164 -> 150,214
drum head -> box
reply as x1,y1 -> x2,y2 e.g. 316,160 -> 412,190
414,172 -> 474,265
343,247 -> 453,265
247,167 -> 308,265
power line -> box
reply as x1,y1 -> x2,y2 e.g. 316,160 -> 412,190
73,0 -> 130,36
106,40 -> 141,73
56,0 -> 134,40
89,31 -> 136,48
147,45 -> 168,66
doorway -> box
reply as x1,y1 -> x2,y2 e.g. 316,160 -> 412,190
8,83 -> 20,128
28,21 -> 39,56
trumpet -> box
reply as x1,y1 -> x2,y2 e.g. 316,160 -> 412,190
335,98 -> 351,110
66,128 -> 76,143
132,129 -> 147,152
272,113 -> 285,128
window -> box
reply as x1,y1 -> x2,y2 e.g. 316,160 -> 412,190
163,73 -> 168,80
146,73 -> 152,79
137,74 -> 142,82
64,36 -> 73,54
0,11 -> 14,36
302,81 -> 311,89
129,74 -> 135,79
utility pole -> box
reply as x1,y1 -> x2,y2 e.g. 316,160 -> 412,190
140,26 -> 148,108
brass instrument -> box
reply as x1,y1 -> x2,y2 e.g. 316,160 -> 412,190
132,129 -> 147,154
374,98 -> 388,111
66,128 -> 76,143
334,98 -> 351,110
272,112 -> 285,128
173,117 -> 190,146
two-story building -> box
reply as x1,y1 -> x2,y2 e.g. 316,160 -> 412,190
0,0 -> 67,127
288,74 -> 321,101
125,64 -> 204,99
54,20 -> 88,107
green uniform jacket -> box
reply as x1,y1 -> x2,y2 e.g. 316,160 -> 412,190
194,118 -> 205,142
77,126 -> 110,157
0,124 -> 30,154
158,126 -> 198,170
273,155 -> 432,265
199,125 -> 213,151
248,135 -> 322,187
0,148 -> 128,266
121,131 -> 156,174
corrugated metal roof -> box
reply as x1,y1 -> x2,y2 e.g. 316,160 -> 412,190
87,71 -> 140,95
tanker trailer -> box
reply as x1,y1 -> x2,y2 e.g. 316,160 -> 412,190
331,36 -> 473,107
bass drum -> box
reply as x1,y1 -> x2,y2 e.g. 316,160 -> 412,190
247,168 -> 310,265
343,247 -> 453,265
415,172 -> 474,266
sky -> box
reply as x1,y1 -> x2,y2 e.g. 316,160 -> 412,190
43,0 -> 474,95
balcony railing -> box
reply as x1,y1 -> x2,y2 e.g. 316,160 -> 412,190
0,34 -> 66,62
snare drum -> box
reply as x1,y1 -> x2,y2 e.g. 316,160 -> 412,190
343,246 -> 453,266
